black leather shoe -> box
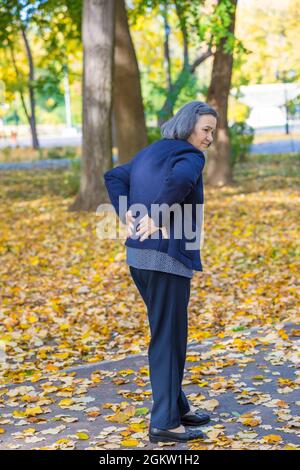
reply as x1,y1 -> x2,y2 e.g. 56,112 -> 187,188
180,411 -> 211,426
149,426 -> 204,443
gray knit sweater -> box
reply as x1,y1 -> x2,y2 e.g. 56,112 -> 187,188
126,246 -> 194,278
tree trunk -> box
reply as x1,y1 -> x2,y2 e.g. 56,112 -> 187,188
21,29 -> 40,149
113,0 -> 147,164
69,0 -> 116,211
206,0 -> 238,187
163,0 -> 172,90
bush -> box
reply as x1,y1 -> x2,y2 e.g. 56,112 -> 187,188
47,147 -> 79,160
229,121 -> 255,167
1,147 -> 12,162
147,126 -> 161,145
63,158 -> 80,195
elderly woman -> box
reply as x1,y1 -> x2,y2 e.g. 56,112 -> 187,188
104,101 -> 218,443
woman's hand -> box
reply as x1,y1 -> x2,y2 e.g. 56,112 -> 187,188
125,210 -> 135,239
136,214 -> 168,241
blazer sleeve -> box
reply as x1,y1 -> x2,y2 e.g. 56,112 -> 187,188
148,152 -> 205,228
104,160 -> 132,224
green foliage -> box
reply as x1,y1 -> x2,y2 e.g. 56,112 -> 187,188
35,71 -> 65,112
0,0 -> 82,125
63,157 -> 80,195
176,73 -> 203,107
146,126 -> 161,144
233,152 -> 300,184
129,0 -> 248,126
0,146 -> 81,163
64,0 -> 82,36
141,76 -> 167,122
0,147 -> 12,162
287,95 -> 300,118
47,147 -> 79,160
229,121 -> 255,167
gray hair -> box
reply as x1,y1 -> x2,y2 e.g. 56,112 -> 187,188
160,101 -> 219,139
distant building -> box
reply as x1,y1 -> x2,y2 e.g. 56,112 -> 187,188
231,83 -> 300,131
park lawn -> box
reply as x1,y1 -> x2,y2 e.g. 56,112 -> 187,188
1,132 -> 299,163
0,146 -> 81,163
0,152 -> 299,385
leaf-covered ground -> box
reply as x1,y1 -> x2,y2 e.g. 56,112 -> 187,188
0,321 -> 298,450
0,152 -> 299,449
0,153 -> 299,379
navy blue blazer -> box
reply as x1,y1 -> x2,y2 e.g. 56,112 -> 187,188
104,138 -> 205,271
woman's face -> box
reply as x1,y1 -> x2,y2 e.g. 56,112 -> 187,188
187,114 -> 217,152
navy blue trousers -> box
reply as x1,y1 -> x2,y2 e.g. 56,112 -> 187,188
129,266 -> 191,429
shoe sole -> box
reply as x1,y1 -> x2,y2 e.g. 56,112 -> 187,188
180,417 -> 211,426
149,433 -> 203,443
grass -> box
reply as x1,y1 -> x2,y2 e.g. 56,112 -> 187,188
0,129 -> 299,163
0,146 -> 81,163
231,152 -> 300,188
0,151 -> 299,201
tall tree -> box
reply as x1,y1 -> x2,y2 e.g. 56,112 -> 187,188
113,0 -> 148,164
0,0 -> 40,148
69,0 -> 116,211
20,27 -> 39,149
206,0 -> 238,186
127,0 -> 244,127
157,0 -> 213,126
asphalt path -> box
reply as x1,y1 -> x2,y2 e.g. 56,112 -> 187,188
0,322 -> 298,450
